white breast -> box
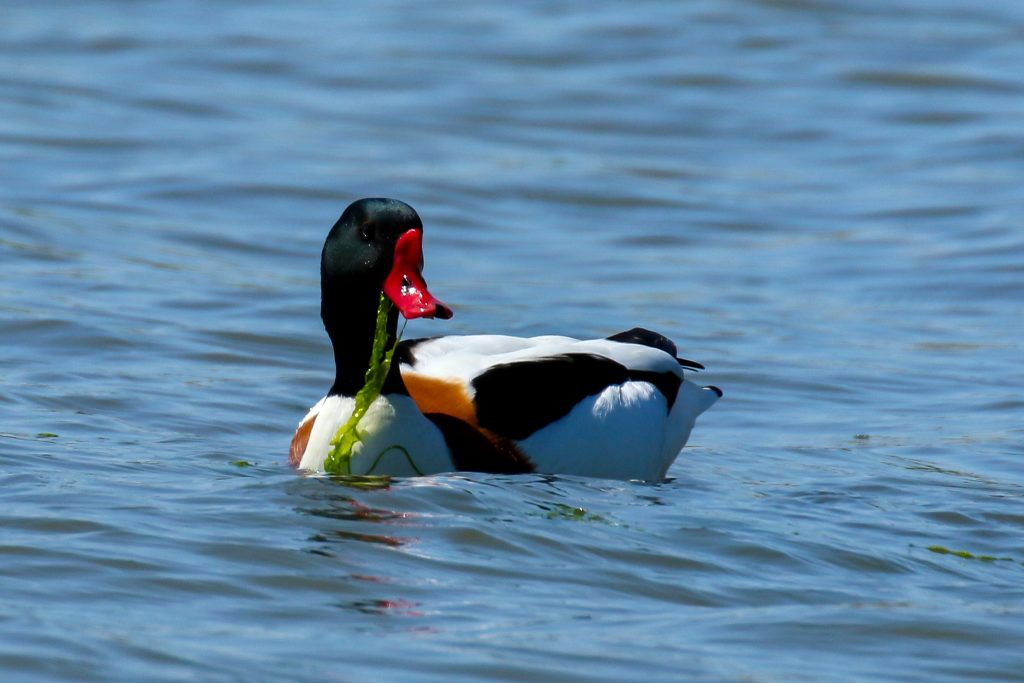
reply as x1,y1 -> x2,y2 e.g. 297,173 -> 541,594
298,394 -> 453,476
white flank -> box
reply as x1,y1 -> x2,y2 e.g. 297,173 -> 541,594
519,381 -> 668,480
403,334 -> 720,480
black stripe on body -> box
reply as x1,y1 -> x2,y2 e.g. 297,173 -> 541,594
423,413 -> 534,474
394,337 -> 437,366
472,353 -> 681,441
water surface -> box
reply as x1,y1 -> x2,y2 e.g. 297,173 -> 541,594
2,1 -> 1023,681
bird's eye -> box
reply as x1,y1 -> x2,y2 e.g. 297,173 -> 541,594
360,223 -> 375,241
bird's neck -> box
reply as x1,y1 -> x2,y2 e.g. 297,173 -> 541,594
322,283 -> 405,397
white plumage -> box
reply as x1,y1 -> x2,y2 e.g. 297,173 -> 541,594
296,394 -> 453,476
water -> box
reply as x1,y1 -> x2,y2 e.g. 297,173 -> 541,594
2,1 -> 1023,680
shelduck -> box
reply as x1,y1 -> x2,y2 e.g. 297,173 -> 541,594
290,198 -> 721,481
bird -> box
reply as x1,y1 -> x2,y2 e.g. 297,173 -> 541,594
290,198 -> 721,481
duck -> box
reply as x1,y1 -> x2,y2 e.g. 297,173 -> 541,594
290,198 -> 721,481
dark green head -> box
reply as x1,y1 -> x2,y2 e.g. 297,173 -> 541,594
320,198 -> 451,395
321,197 -> 451,320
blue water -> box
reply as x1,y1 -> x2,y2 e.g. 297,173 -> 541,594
2,1 -> 1023,681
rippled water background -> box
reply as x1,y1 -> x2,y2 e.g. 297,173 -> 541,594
3,1 -> 1023,681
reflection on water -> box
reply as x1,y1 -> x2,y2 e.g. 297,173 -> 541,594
2,0 -> 1024,681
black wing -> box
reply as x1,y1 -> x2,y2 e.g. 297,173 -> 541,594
472,353 -> 680,440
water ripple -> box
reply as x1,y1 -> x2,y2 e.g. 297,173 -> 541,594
3,0 -> 1024,681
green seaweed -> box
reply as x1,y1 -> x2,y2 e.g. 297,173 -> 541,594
365,444 -> 423,476
925,545 -> 1012,563
544,503 -> 608,523
333,475 -> 393,490
36,432 -> 58,439
324,294 -> 406,476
